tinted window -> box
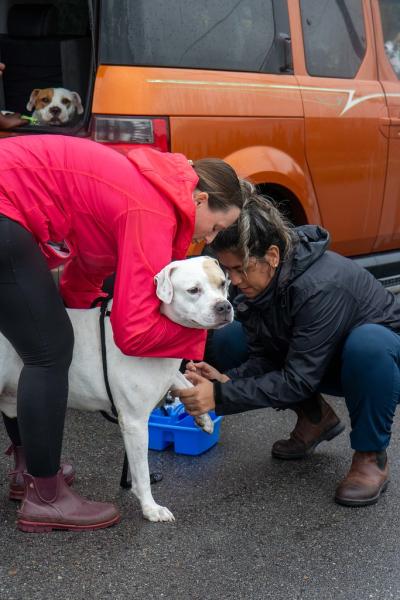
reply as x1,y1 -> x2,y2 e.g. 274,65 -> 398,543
379,0 -> 400,79
300,0 -> 366,78
53,0 -> 89,35
99,0 -> 290,73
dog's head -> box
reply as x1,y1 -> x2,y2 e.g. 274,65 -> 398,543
155,256 -> 233,329
27,87 -> 84,125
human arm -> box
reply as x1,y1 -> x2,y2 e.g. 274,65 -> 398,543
172,371 -> 216,416
196,285 -> 357,416
178,340 -> 276,415
110,209 -> 206,358
0,63 -> 25,130
59,256 -> 107,307
185,360 -> 230,382
0,113 -> 26,130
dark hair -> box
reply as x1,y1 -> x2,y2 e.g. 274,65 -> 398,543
192,158 -> 245,211
211,188 -> 295,266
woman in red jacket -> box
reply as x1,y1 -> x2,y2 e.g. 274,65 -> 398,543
0,134 -> 244,532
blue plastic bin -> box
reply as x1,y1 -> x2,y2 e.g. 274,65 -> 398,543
148,402 -> 222,455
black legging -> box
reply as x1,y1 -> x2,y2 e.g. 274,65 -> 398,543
2,412 -> 21,446
0,216 -> 74,477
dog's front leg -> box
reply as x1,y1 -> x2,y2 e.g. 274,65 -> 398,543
172,371 -> 214,434
119,416 -> 175,522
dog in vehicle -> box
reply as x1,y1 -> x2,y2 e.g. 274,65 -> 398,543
0,256 -> 233,522
26,87 -> 84,125
385,33 -> 400,76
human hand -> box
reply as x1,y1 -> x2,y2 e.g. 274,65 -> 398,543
185,360 -> 230,383
172,372 -> 216,416
0,64 -> 25,130
0,113 -> 26,130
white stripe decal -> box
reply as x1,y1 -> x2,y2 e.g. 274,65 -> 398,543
147,78 -> 400,116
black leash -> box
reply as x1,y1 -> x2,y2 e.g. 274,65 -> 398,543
98,297 -> 119,423
91,294 -> 162,488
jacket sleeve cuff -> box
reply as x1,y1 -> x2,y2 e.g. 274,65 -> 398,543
213,380 -> 225,416
224,367 -> 240,380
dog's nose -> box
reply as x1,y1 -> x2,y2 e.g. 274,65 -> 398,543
214,300 -> 232,315
49,106 -> 61,116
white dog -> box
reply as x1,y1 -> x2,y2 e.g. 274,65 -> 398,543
0,256 -> 233,522
26,87 -> 84,125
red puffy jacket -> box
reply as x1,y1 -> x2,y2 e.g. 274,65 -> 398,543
0,135 -> 206,359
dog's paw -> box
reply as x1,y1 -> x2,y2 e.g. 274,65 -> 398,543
194,413 -> 214,434
143,504 -> 175,522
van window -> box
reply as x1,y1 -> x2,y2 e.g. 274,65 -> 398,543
99,0 -> 289,74
300,0 -> 366,78
379,0 -> 400,78
54,0 -> 89,36
0,0 -> 91,124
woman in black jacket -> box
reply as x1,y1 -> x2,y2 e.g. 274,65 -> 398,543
175,192 -> 400,507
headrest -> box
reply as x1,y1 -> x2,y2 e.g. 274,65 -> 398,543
7,4 -> 59,38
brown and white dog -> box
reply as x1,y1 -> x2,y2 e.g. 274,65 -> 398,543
385,33 -> 400,77
27,87 -> 84,125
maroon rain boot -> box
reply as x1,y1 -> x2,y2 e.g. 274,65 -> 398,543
17,470 -> 120,532
6,444 -> 75,501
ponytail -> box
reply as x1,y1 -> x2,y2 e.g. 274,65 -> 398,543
192,158 -> 244,211
211,187 -> 295,267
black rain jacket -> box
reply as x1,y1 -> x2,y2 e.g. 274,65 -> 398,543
214,225 -> 400,415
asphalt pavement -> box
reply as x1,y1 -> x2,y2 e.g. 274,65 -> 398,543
1,396 -> 400,600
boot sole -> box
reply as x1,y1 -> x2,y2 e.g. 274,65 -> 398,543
17,513 -> 120,533
271,421 -> 346,460
9,473 -> 75,501
334,479 -> 390,507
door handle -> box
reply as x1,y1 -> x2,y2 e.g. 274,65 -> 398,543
379,116 -> 400,138
380,116 -> 400,125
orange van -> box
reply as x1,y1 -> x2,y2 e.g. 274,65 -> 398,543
1,0 -> 400,283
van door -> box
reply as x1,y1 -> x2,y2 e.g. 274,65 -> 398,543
372,0 -> 400,252
295,0 -> 388,256
94,0 -> 310,217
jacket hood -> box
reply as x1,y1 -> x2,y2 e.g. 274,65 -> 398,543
127,147 -> 198,258
285,225 -> 330,284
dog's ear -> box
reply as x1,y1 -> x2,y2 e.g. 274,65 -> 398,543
27,89 -> 40,112
154,264 -> 176,304
71,92 -> 84,115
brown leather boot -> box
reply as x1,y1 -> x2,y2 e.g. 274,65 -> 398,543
335,451 -> 389,507
6,444 -> 75,501
17,470 -> 120,532
271,394 -> 345,459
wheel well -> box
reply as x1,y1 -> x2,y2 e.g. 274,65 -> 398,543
256,183 -> 308,226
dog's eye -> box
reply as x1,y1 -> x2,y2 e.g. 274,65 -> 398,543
220,281 -> 227,289
42,97 -> 50,104
62,99 -> 71,106
187,287 -> 200,295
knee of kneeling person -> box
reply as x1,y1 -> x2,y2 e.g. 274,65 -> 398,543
342,323 -> 394,368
